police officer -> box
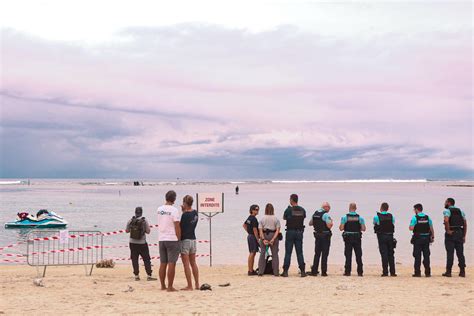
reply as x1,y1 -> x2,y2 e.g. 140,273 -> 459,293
373,202 -> 397,277
308,202 -> 333,277
409,203 -> 434,277
281,194 -> 306,277
339,202 -> 366,276
443,197 -> 467,277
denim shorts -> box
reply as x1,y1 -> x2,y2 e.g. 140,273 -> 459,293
180,239 -> 197,255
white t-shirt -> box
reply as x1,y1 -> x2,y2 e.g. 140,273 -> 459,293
157,205 -> 181,241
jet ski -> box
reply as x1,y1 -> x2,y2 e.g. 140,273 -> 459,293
4,210 -> 68,229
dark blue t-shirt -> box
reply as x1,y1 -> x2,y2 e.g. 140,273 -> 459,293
244,215 -> 259,235
180,210 -> 198,240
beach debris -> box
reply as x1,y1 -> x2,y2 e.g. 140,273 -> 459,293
200,284 -> 212,291
106,293 -> 114,296
123,285 -> 134,293
33,278 -> 44,287
336,285 -> 348,291
218,283 -> 231,287
441,293 -> 452,297
96,259 -> 115,268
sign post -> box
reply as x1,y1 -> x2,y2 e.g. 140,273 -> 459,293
196,192 -> 224,267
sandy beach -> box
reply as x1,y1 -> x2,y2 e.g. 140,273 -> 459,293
0,264 -> 472,315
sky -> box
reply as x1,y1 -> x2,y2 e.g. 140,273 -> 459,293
0,0 -> 473,180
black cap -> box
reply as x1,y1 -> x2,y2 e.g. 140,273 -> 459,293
135,207 -> 143,217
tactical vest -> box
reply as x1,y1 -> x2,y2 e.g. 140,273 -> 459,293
414,214 -> 430,235
448,207 -> 464,229
286,206 -> 305,230
375,213 -> 394,234
312,210 -> 330,233
344,214 -> 361,233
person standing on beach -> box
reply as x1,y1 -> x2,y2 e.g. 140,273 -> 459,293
339,202 -> 366,276
373,202 -> 397,277
243,204 -> 260,276
281,194 -> 307,277
180,195 -> 200,290
409,203 -> 434,277
125,207 -> 156,281
308,202 -> 333,277
157,190 -> 181,292
257,203 -> 281,277
442,198 -> 467,277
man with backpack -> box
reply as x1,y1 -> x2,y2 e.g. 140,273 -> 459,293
126,206 -> 156,281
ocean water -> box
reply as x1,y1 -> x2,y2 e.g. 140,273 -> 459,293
0,179 -> 472,268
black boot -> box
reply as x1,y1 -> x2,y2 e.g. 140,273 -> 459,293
442,270 -> 452,277
425,268 -> 431,277
459,268 -> 466,278
280,270 -> 289,277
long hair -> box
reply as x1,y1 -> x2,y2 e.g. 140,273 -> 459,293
265,203 -> 274,215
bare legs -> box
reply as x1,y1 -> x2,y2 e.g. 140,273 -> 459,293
159,263 -> 177,292
181,253 -> 200,290
248,252 -> 256,272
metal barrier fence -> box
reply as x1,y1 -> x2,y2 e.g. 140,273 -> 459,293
27,230 -> 103,277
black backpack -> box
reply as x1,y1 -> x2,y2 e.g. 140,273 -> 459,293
264,255 -> 273,275
129,216 -> 145,239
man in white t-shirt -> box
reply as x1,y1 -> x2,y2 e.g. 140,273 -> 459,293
157,190 -> 181,292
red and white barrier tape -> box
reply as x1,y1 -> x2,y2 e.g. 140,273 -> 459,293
0,258 -> 26,263
0,252 -> 24,258
1,222 -> 211,250
0,242 -> 24,251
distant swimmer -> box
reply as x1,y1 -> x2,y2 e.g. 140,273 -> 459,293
308,202 -> 333,277
340,202 -> 366,276
373,202 -> 397,277
443,198 -> 467,277
235,186 -> 239,195
409,203 -> 434,277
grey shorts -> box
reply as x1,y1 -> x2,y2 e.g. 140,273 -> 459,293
159,241 -> 180,264
180,239 -> 197,255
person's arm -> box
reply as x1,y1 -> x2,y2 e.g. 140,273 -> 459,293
309,218 -> 314,226
444,216 -> 453,235
145,220 -> 151,234
430,225 -> 435,242
174,221 -> 181,240
339,217 -> 345,231
360,217 -> 366,232
270,227 -> 280,244
243,223 -> 248,233
253,226 -> 259,241
259,226 -> 264,240
324,214 -> 334,229
463,219 -> 467,243
409,216 -> 415,231
125,220 -> 131,233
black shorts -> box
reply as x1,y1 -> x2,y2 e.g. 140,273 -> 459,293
247,235 -> 259,253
